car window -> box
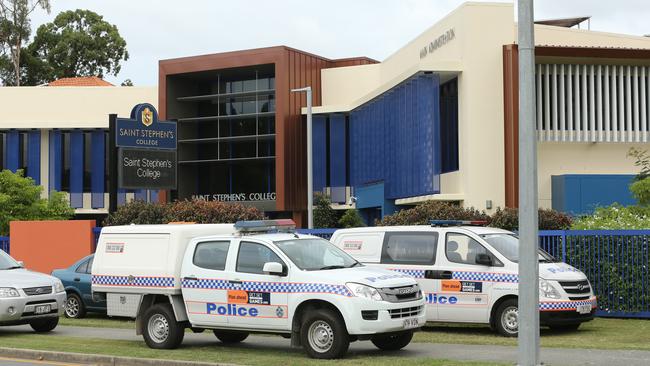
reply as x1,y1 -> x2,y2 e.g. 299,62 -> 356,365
75,259 -> 89,274
445,233 -> 490,265
381,232 -> 438,265
85,257 -> 94,274
236,241 -> 284,275
193,241 -> 230,271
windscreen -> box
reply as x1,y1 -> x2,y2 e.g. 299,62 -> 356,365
274,238 -> 360,271
0,250 -> 20,270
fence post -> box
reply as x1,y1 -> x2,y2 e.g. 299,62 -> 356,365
561,230 -> 567,263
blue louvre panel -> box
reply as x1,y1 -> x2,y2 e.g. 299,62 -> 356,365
329,114 -> 346,203
49,130 -> 62,192
134,189 -> 147,201
91,130 -> 105,208
6,130 -> 20,172
312,115 -> 327,193
27,130 -> 40,185
150,190 -> 159,203
69,130 -> 84,208
117,188 -> 127,206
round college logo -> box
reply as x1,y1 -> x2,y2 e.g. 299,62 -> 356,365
275,306 -> 284,318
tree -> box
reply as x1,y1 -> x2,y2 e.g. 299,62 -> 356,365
0,169 -> 74,236
628,148 -> 650,206
0,0 -> 50,86
120,78 -> 133,86
338,209 -> 365,228
24,9 -> 128,84
313,193 -> 338,228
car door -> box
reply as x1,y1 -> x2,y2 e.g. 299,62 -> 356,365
181,239 -> 233,327
434,231 -> 500,323
380,231 -> 440,321
76,256 -> 105,310
226,239 -> 290,330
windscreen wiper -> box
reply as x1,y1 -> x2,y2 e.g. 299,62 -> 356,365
319,265 -> 346,270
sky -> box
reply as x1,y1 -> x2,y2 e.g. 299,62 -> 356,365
28,0 -> 650,86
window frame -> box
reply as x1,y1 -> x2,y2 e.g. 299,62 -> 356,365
235,240 -> 286,275
380,232 -> 439,266
444,231 -> 502,267
192,240 -> 231,272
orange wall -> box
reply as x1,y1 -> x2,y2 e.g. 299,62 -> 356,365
9,220 -> 95,274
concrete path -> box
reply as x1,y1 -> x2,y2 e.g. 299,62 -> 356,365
2,325 -> 650,366
0,355 -> 87,366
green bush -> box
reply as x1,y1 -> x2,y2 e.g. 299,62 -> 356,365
338,209 -> 365,228
571,204 -> 650,230
313,193 -> 339,228
630,177 -> 650,206
490,207 -> 572,231
0,169 -> 74,236
378,201 -> 490,226
104,199 -> 264,226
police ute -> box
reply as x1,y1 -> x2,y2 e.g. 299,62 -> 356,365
91,220 -> 426,358
330,220 -> 597,336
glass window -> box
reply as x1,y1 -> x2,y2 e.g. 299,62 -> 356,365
445,233 -> 489,265
381,233 -> 438,265
76,259 -> 89,274
275,238 -> 358,271
0,250 -> 20,270
19,132 -> 28,177
83,132 -> 92,193
236,241 -> 284,274
480,234 -> 557,263
193,241 -> 230,271
86,257 -> 94,274
0,132 -> 5,170
62,131 -> 71,192
243,79 -> 256,92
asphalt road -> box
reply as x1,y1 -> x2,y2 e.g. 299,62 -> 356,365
2,324 -> 650,366
0,356 -> 86,366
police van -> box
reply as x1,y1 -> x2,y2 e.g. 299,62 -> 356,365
330,221 -> 597,336
91,220 -> 426,359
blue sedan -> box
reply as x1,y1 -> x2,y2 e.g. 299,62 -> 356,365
51,254 -> 106,318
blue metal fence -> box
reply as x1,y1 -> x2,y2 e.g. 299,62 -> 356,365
0,236 -> 9,254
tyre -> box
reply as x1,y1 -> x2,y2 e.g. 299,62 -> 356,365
550,323 -> 580,332
30,317 -> 59,332
142,304 -> 185,349
300,308 -> 350,359
213,330 -> 249,343
371,330 -> 414,351
64,293 -> 86,319
495,298 -> 519,337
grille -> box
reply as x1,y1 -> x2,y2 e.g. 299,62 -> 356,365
388,305 -> 423,319
22,286 -> 53,296
558,280 -> 591,295
379,284 -> 422,303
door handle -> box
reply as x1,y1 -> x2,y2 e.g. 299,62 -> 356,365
183,276 -> 198,281
228,280 -> 242,285
73,278 -> 81,282
425,270 -> 453,280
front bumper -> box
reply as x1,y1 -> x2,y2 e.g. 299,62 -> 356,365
0,291 -> 66,325
345,297 -> 427,335
539,296 -> 597,325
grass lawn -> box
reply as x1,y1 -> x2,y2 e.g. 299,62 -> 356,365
0,334 -> 504,366
59,313 -> 134,329
415,318 -> 650,351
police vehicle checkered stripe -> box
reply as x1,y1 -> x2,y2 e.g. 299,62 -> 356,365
452,271 -> 519,283
539,298 -> 596,311
181,278 -> 352,297
389,268 -> 425,278
92,275 -> 175,288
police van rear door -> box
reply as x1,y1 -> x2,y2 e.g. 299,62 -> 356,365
181,238 -> 233,327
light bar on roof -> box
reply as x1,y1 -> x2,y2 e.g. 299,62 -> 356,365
234,219 -> 296,233
430,220 -> 488,227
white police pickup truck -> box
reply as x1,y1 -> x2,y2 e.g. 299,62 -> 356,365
91,220 -> 426,358
331,220 -> 597,336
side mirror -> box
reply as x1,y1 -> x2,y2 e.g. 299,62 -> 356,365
263,262 -> 285,276
17,261 -> 24,267
475,253 -> 493,266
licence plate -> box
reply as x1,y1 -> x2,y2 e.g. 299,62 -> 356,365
576,304 -> 591,314
403,318 -> 420,329
34,305 -> 51,315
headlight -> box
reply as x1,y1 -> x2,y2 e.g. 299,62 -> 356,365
347,283 -> 383,301
539,279 -> 561,299
53,281 -> 65,293
0,287 -> 20,298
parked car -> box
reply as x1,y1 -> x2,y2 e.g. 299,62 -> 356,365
0,249 -> 66,331
52,254 -> 106,318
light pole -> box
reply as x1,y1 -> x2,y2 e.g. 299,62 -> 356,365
291,86 -> 313,229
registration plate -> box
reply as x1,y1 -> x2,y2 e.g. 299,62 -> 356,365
403,318 -> 420,329
34,305 -> 51,315
576,304 -> 591,314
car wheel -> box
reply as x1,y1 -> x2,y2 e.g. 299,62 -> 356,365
142,304 -> 184,349
550,323 -> 581,332
213,330 -> 249,343
300,308 -> 349,359
64,293 -> 86,319
371,330 -> 414,351
495,299 -> 519,337
30,317 -> 59,333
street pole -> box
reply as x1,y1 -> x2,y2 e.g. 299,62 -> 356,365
108,114 -> 118,214
290,86 -> 313,229
517,0 -> 540,365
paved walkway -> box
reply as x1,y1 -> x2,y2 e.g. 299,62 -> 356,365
2,325 -> 650,366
